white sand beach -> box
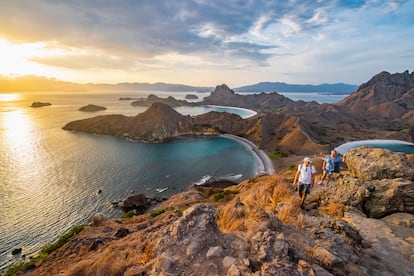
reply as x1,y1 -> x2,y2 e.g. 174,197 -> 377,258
221,134 -> 275,175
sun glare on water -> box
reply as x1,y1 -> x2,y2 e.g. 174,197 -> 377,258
0,93 -> 19,101
1,109 -> 37,163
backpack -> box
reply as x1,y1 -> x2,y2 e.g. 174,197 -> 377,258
333,158 -> 342,173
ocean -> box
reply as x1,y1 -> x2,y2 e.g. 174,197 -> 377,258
0,90 -> 345,271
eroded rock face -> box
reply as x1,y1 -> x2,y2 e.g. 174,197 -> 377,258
346,147 -> 414,181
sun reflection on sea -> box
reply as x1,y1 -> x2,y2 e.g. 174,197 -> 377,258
1,109 -> 42,190
0,93 -> 19,102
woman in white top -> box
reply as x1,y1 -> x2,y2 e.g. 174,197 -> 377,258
292,157 -> 316,209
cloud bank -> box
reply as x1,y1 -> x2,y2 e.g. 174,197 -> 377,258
0,0 -> 412,86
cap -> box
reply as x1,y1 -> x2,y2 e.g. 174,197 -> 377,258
304,157 -> 312,163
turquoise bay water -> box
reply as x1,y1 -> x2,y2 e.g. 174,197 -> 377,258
0,91 -> 257,271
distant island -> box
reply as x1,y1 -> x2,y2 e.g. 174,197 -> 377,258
0,74 -> 356,94
30,102 -> 51,108
78,104 -> 107,112
234,82 -> 357,94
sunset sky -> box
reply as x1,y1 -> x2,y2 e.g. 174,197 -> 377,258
0,0 -> 413,87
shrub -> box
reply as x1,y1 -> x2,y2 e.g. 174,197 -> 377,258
149,208 -> 165,218
122,210 -> 135,218
268,151 -> 288,160
213,190 -> 239,201
41,225 -> 85,255
213,192 -> 224,201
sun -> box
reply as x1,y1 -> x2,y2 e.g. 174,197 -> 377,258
0,38 -> 67,78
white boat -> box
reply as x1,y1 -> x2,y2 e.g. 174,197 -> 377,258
156,187 -> 169,193
218,173 -> 242,181
194,175 -> 213,186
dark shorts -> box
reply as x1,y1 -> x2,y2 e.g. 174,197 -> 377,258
298,182 -> 310,194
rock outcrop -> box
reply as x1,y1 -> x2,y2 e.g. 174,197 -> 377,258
317,147 -> 414,218
111,194 -> 166,213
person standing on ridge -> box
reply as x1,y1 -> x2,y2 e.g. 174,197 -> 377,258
293,157 -> 316,209
318,150 -> 342,186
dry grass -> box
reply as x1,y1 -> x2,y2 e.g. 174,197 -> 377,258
217,175 -> 303,232
270,181 -> 294,210
319,202 -> 346,217
276,197 -> 301,224
217,199 -> 248,232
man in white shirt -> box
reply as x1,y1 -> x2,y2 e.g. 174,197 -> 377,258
293,157 -> 316,209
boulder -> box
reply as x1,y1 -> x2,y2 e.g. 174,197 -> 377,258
12,248 -> 22,255
116,194 -> 151,213
345,147 -> 414,181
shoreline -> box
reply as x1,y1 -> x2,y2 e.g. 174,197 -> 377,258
205,105 -> 258,118
221,134 -> 275,175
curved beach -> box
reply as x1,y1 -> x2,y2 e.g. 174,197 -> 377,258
222,134 -> 275,175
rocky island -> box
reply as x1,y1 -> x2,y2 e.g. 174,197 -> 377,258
30,102 -> 51,108
78,104 -> 107,112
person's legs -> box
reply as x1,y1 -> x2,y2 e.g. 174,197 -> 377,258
299,183 -> 309,208
326,173 -> 332,186
318,170 -> 328,185
298,183 -> 304,199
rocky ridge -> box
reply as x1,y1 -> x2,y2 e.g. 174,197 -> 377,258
18,148 -> 414,275
337,70 -> 414,124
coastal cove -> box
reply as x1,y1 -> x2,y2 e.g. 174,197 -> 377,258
0,91 -> 264,271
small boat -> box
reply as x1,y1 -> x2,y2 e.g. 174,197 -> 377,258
156,187 -> 169,193
194,175 -> 213,186
218,173 -> 242,181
